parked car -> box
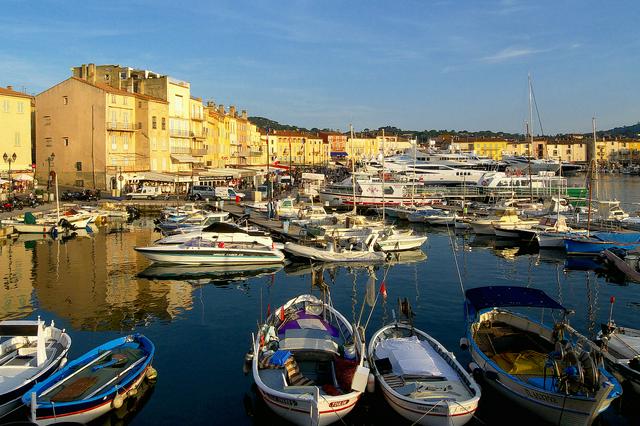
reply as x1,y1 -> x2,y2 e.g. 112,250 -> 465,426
126,186 -> 163,200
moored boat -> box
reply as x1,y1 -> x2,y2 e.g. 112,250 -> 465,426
284,234 -> 387,263
463,286 -> 621,425
564,231 -> 640,255
252,294 -> 369,426
368,313 -> 480,425
135,238 -> 285,265
0,319 -> 71,418
23,334 -> 155,426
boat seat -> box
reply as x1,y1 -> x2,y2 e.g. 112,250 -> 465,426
50,376 -> 99,402
284,356 -> 314,386
382,373 -> 404,389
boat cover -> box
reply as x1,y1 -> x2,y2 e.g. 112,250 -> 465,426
593,232 -> 640,243
202,222 -> 245,233
465,286 -> 566,314
375,336 -> 457,379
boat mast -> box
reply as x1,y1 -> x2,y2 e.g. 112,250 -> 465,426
350,124 -> 357,215
382,129 -> 386,220
411,137 -> 416,207
528,74 -> 534,203
586,117 -> 597,236
592,117 -> 599,200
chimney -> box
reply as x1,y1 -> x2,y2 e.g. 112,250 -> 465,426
6,85 -> 13,91
218,104 -> 225,114
241,110 -> 247,119
229,105 -> 236,117
207,101 -> 216,108
81,64 -> 87,79
88,63 -> 96,84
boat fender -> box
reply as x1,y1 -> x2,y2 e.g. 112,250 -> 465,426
366,373 -> 376,393
468,362 -> 483,381
243,351 -> 254,375
629,355 -> 640,372
146,366 -> 158,381
484,370 -> 499,381
50,227 -> 58,239
127,388 -> 138,397
459,337 -> 469,351
112,393 -> 125,409
59,357 -> 67,369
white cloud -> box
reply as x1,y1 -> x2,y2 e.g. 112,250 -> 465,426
481,47 -> 545,63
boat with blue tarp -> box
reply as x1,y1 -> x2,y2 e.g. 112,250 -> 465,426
564,231 -> 640,255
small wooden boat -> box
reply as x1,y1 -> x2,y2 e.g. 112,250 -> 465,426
463,286 -> 621,425
369,305 -> 480,425
252,294 -> 369,426
564,231 -> 640,255
0,319 -> 71,418
23,334 -> 156,425
135,237 -> 285,265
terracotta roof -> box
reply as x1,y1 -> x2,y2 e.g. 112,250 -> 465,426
69,77 -> 168,103
0,86 -> 33,99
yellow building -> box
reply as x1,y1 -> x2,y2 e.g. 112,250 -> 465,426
470,139 -> 508,160
545,139 -> 587,163
204,103 -> 227,168
347,137 -> 379,162
137,94 -> 170,172
272,130 -> 328,167
248,123 -> 264,166
0,86 -> 33,183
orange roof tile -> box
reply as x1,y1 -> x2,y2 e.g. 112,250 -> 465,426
0,86 -> 33,99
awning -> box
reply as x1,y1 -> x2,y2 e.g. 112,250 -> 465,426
127,172 -> 176,183
465,286 -> 567,314
13,173 -> 34,181
331,151 -> 348,158
171,154 -> 200,164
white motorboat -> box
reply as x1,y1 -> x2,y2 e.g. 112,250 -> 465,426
501,155 -> 561,174
598,322 -> 640,394
376,229 -> 427,252
421,211 -> 458,226
157,212 -> 230,235
468,207 -> 522,236
369,321 -> 480,426
154,221 -> 274,247
284,234 -> 387,263
463,286 -> 621,425
252,294 -> 369,426
0,319 -> 71,418
134,237 -> 285,265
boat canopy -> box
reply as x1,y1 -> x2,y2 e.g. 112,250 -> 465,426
465,286 -> 566,314
202,222 -> 244,233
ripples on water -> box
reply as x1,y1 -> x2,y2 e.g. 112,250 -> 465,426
1,198 -> 640,424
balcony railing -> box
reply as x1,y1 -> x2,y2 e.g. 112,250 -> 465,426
169,129 -> 190,138
190,131 -> 206,139
170,147 -> 191,154
106,122 -> 139,131
191,113 -> 205,121
191,148 -> 208,156
249,150 -> 263,157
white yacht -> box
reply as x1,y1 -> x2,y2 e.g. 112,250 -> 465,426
502,154 -> 561,174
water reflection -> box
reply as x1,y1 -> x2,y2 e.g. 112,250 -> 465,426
138,263 -> 283,283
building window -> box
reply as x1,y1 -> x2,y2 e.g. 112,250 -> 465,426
138,101 -> 142,108
2,100 -> 9,112
120,71 -> 127,79
45,137 -> 52,147
161,117 -> 166,130
63,137 -> 69,147
76,161 -> 82,171
151,136 -> 157,150
75,180 -> 84,187
111,94 -> 116,103
152,116 -> 157,129
174,95 -> 183,115
63,96 -> 68,105
14,132 -> 20,147
123,135 -> 129,150
122,96 -> 128,105
104,75 -> 110,81
17,102 -> 24,113
111,135 -> 117,150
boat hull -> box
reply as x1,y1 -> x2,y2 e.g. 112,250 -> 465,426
284,242 -> 386,262
376,235 -> 427,252
469,222 -> 495,235
12,223 -> 56,234
134,246 -> 285,265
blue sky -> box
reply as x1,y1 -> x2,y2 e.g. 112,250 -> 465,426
2,0 -> 638,133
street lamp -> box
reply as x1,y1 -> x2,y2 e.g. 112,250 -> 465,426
46,153 -> 55,195
3,152 -> 17,196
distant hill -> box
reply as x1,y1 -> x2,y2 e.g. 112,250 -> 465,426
601,122 -> 640,138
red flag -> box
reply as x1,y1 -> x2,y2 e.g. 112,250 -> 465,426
279,306 -> 285,321
380,282 -> 387,300
610,296 -> 615,304
266,303 -> 271,317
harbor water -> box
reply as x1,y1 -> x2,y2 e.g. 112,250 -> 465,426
2,179 -> 640,425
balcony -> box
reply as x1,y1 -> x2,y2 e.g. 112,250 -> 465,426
169,128 -> 190,138
190,130 -> 206,140
106,122 -> 139,131
191,148 -> 208,156
191,113 -> 205,121
170,147 -> 191,154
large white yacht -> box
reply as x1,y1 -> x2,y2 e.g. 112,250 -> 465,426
501,154 -> 561,174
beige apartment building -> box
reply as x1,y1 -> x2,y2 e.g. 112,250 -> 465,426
36,77 -> 141,189
0,86 -> 33,180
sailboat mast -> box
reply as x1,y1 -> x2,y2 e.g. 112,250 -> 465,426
592,117 -> 599,200
586,117 -> 597,236
350,124 -> 357,214
382,129 -> 386,220
411,138 -> 416,206
528,74 -> 534,203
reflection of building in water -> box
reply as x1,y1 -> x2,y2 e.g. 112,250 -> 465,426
32,229 -> 193,330
0,238 -> 36,318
